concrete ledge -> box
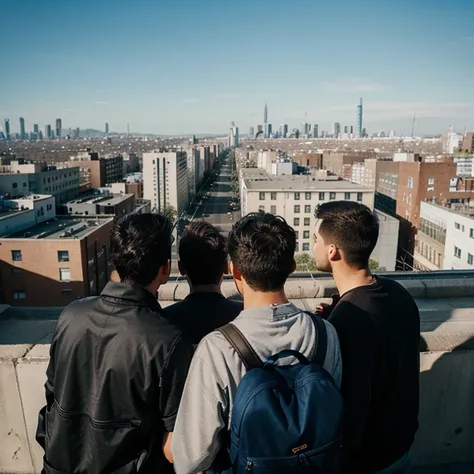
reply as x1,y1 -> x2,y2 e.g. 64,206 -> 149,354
1,331 -> 474,473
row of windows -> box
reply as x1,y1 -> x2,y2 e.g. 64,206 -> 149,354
454,222 -> 474,239
294,230 -> 311,240
12,250 -> 69,262
453,246 -> 474,264
259,191 -> 364,201
295,243 -> 311,252
42,172 -> 78,185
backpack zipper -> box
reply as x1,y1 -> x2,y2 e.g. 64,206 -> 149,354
245,461 -> 253,471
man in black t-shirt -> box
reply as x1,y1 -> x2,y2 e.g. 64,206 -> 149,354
164,221 -> 242,344
312,201 -> 420,474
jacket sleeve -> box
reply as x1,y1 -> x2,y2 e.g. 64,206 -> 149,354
36,337 -> 56,450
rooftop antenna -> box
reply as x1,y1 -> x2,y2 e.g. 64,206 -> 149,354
411,113 -> 416,138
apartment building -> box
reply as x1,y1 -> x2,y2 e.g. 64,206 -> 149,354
68,152 -> 124,188
322,152 -> 372,176
122,152 -> 140,175
185,147 -> 200,199
61,192 -> 136,217
414,201 -> 474,271
239,169 -> 398,269
462,132 -> 474,153
143,151 -> 189,215
111,179 -> 143,200
0,214 -> 114,306
0,160 -> 80,204
292,153 -> 323,170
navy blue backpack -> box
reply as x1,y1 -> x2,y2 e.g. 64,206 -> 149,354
217,312 -> 343,474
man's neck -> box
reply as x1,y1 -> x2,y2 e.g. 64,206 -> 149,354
189,284 -> 221,294
332,266 -> 375,297
243,289 -> 289,310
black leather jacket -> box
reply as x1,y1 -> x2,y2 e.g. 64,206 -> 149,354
36,282 -> 193,474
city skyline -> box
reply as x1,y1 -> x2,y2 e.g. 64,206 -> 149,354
1,0 -> 473,135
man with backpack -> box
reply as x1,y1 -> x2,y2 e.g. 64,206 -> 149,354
164,221 -> 242,344
313,201 -> 420,474
168,212 -> 343,474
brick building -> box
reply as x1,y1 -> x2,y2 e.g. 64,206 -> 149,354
292,153 -> 323,169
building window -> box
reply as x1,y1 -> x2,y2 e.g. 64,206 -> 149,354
302,204 -> 310,213
305,192 -> 311,200
270,205 -> 276,214
470,229 -> 474,239
468,254 -> 474,265
344,192 -> 351,200
319,192 -> 325,200
294,192 -> 300,200
13,290 -> 26,300
58,250 -> 69,262
329,192 -> 336,200
303,230 -> 310,239
357,192 -> 363,201
302,243 -> 310,251
407,177 -> 413,188
11,250 -> 22,262
294,218 -> 300,226
304,217 -> 310,226
454,246 -> 461,259
294,205 -> 300,213
270,192 -> 277,200
60,268 -> 71,282
259,192 -> 265,200
455,222 -> 460,230
295,243 -> 299,252
428,178 -> 434,185
259,205 -> 265,211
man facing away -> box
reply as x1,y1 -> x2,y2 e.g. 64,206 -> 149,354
164,221 -> 242,344
36,213 -> 193,474
168,212 -> 342,474
313,201 -> 420,474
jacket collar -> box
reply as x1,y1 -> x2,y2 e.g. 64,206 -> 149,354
101,282 -> 163,313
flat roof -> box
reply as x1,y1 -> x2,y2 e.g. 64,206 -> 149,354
2,217 -> 113,240
66,193 -> 133,207
245,178 -> 371,191
422,201 -> 474,220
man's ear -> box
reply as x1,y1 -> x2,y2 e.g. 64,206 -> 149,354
229,260 -> 241,281
158,259 -> 171,285
290,259 -> 296,274
328,244 -> 342,263
178,260 -> 186,276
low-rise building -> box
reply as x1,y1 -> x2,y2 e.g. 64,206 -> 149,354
61,192 -> 136,217
68,152 -> 124,188
414,201 -> 474,271
0,215 -> 114,306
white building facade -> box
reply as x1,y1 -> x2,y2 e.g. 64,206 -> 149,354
143,151 -> 189,216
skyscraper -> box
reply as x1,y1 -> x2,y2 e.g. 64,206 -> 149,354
313,124 -> 318,138
302,122 -> 308,136
76,127 -> 80,139
45,125 -> 52,139
105,122 -> 109,134
4,119 -> 10,140
333,122 -> 341,138
356,97 -> 363,138
56,118 -> 62,138
267,123 -> 272,138
257,125 -> 263,133
264,103 -> 268,138
283,124 -> 288,138
34,124 -> 39,136
19,117 -> 25,140
249,126 -> 255,138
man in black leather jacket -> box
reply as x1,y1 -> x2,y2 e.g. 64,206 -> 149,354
36,213 -> 193,474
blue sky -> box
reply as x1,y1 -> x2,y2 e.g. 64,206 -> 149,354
1,0 -> 473,136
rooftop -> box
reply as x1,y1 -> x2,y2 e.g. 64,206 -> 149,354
245,176 -> 371,191
66,192 -> 134,207
2,216 -> 113,239
422,200 -> 474,220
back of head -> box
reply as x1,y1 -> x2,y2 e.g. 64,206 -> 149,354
228,211 -> 296,292
110,213 -> 172,286
178,221 -> 227,285
315,201 -> 379,269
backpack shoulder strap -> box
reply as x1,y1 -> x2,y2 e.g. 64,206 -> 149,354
218,323 -> 262,371
304,311 -> 328,366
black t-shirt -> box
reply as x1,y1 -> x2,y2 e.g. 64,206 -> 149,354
328,277 -> 420,474
164,292 -> 243,344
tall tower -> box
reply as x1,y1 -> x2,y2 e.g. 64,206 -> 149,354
356,97 -> 363,138
4,119 -> 10,140
19,117 -> 25,140
264,103 -> 268,138
56,118 -> 62,138
105,122 -> 109,134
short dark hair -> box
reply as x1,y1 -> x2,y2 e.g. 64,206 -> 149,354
178,221 -> 227,285
315,201 -> 379,269
110,213 -> 172,286
228,212 -> 296,292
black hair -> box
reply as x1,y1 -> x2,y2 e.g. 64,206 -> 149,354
228,211 -> 296,292
315,201 -> 379,269
110,213 -> 172,286
179,221 -> 227,285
